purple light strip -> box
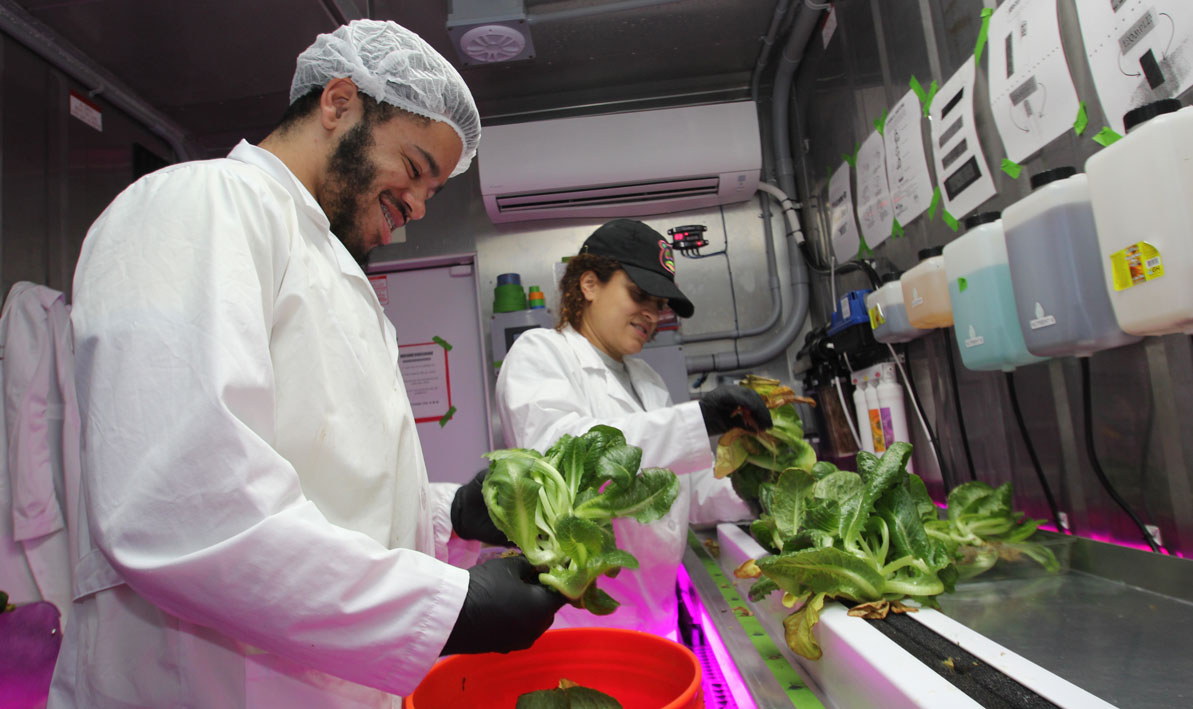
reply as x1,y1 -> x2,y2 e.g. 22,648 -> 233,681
676,564 -> 757,709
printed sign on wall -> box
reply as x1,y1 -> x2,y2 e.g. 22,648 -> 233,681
987,0 -> 1081,161
929,56 -> 996,220
1076,0 -> 1193,134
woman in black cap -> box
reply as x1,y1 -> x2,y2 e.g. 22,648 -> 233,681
494,218 -> 771,637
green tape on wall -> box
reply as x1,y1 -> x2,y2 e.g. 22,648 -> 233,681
1074,102 -> 1089,136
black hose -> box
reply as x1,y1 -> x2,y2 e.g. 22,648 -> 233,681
941,330 -> 977,482
899,343 -> 953,492
1004,371 -> 1066,533
1079,357 -> 1162,553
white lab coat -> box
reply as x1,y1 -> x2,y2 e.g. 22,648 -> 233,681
495,325 -> 750,637
49,140 -> 473,708
0,282 -> 80,620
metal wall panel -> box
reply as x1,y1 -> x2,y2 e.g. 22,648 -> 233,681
790,0 -> 1192,555
1,32 -> 173,297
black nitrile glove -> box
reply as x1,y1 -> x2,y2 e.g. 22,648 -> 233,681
441,555 -> 565,655
451,469 -> 509,546
699,385 -> 773,436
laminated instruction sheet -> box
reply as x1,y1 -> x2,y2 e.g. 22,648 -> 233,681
854,128 -> 894,249
986,0 -> 1080,161
928,56 -> 996,220
828,159 -> 861,262
1076,0 -> 1193,135
884,89 -> 935,229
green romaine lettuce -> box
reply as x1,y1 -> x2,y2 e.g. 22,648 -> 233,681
483,425 -> 680,615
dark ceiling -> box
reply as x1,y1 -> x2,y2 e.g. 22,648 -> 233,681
12,0 -> 778,157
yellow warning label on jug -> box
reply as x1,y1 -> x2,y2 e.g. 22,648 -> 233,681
869,304 -> 886,330
1110,242 -> 1163,291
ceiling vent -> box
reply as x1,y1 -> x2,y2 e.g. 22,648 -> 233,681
446,0 -> 535,66
478,102 -> 762,224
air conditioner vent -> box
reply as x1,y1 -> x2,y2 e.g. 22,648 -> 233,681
494,177 -> 720,214
478,102 -> 761,223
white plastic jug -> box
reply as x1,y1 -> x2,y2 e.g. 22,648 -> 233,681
866,277 -> 930,344
901,248 -> 952,329
1003,167 -> 1140,357
1086,99 -> 1193,335
943,212 -> 1047,371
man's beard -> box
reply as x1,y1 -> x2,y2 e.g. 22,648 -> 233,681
323,120 -> 379,265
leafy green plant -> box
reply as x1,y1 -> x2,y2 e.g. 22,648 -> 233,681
516,679 -> 623,708
482,425 -> 680,615
924,481 -> 1059,579
739,443 -> 958,659
714,376 -> 818,523
736,444 -> 1060,660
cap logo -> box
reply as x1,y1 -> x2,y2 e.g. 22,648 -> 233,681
658,240 -> 675,275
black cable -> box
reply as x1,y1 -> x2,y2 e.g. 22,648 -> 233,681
900,343 -> 954,493
1004,371 -> 1066,534
1079,357 -> 1162,553
941,330 -> 977,482
798,242 -> 883,290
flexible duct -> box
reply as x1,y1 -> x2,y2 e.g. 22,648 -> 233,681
685,1 -> 821,374
0,0 -> 193,161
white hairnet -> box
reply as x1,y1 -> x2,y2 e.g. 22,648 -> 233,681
290,19 -> 480,177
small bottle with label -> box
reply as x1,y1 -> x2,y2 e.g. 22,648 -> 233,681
1086,99 -> 1193,335
943,212 -> 1047,371
1003,167 -> 1140,357
866,273 -> 931,344
901,247 -> 952,329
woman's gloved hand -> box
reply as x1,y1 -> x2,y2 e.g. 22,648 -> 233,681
451,469 -> 509,546
699,385 -> 773,436
441,555 -> 565,655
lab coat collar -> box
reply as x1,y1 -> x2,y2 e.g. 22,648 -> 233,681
560,325 -> 658,411
227,141 -> 366,282
228,140 -> 397,362
560,324 -> 607,372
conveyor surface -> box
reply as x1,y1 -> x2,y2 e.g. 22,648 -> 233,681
938,568 -> 1193,709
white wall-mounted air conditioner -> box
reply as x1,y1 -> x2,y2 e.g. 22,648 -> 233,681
477,101 -> 761,224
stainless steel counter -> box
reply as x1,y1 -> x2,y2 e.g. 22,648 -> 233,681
688,525 -> 1193,708
936,537 -> 1193,709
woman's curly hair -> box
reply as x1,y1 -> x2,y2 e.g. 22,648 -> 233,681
556,253 -> 623,330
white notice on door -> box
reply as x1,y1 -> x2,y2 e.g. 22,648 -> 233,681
398,342 -> 451,422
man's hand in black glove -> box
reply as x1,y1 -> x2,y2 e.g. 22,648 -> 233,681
699,384 -> 773,436
441,555 -> 565,655
451,469 -> 508,546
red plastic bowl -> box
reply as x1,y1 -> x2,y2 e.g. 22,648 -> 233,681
405,627 -> 703,708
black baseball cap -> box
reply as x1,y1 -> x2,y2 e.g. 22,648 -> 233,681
579,219 -> 695,318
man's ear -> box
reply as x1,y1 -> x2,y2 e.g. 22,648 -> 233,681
318,77 -> 359,131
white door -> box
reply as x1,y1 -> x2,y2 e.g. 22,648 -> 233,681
370,256 -> 492,484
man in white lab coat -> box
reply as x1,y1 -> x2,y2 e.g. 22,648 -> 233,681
50,20 -> 562,708
495,219 -> 772,638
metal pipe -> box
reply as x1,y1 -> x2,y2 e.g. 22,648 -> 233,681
0,0 -> 194,161
682,192 -> 782,343
685,4 -> 821,374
